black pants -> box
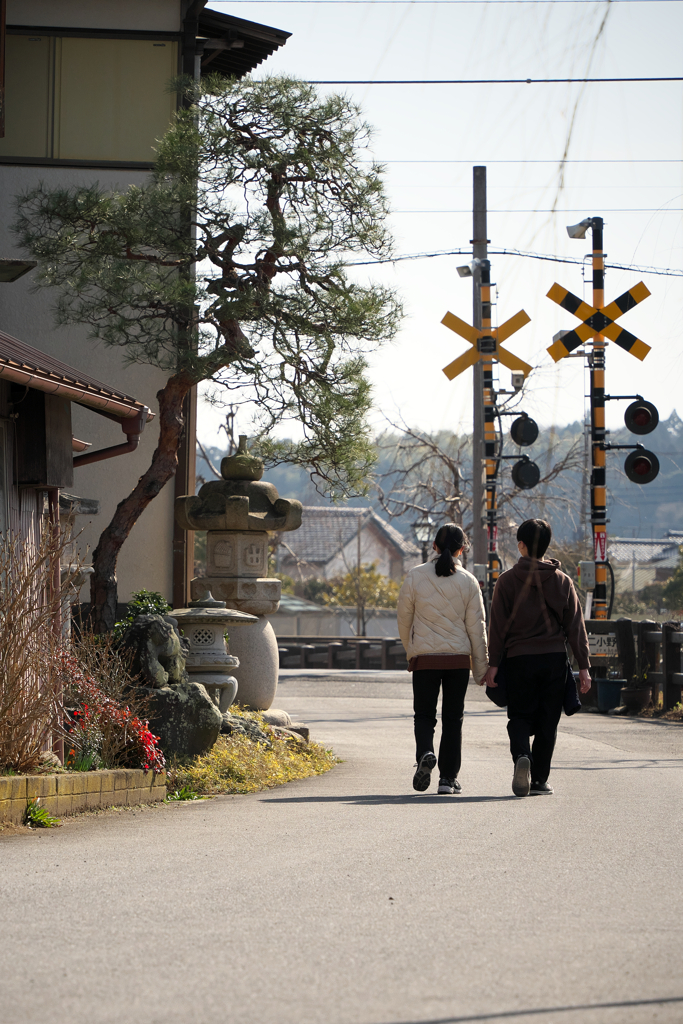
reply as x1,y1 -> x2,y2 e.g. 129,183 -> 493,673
412,668 -> 470,780
505,652 -> 567,784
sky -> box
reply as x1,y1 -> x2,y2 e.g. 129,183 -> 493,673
198,0 -> 683,446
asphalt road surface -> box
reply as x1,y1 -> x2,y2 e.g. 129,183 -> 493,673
1,670 -> 682,1024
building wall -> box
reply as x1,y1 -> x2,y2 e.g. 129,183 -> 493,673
0,2 -> 184,604
324,523 -> 404,581
7,0 -> 181,33
0,165 -> 174,603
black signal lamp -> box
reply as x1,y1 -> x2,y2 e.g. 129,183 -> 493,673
511,456 -> 540,490
624,399 -> 658,435
510,415 -> 539,447
624,448 -> 659,485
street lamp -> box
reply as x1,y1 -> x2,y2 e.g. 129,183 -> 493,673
413,514 -> 434,564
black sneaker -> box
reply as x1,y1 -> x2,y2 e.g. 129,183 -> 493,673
413,751 -> 437,792
512,755 -> 531,797
530,780 -> 554,795
437,777 -> 462,794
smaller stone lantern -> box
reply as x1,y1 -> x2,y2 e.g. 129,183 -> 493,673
170,593 -> 257,714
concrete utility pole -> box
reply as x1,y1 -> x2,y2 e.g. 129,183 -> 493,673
471,166 -> 488,567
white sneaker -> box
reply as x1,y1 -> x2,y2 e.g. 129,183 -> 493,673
512,755 -> 531,797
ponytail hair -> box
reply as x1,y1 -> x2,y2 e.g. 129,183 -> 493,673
434,524 -> 465,577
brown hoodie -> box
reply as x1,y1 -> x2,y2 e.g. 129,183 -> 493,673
488,556 -> 591,670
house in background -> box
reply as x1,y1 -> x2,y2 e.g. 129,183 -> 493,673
0,0 -> 290,606
276,506 -> 421,583
609,535 -> 680,595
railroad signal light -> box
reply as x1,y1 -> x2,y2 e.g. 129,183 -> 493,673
510,415 -> 539,447
624,399 -> 659,436
511,455 -> 540,490
624,448 -> 659,485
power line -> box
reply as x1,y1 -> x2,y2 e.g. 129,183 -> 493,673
345,246 -> 683,276
363,159 -> 682,164
309,77 -> 683,84
212,1 -> 675,4
390,208 -> 683,213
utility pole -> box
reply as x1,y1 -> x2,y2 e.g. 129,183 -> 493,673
548,216 -> 657,620
471,166 -> 488,568
588,217 -> 608,618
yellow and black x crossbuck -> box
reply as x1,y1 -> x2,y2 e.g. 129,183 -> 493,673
546,281 -> 651,362
441,309 -> 533,380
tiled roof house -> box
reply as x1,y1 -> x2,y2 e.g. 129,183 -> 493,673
276,506 -> 421,582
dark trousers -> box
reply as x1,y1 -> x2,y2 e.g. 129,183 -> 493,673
505,652 -> 567,783
412,668 -> 470,780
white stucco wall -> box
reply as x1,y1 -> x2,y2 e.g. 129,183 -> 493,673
0,165 -> 174,603
323,524 -> 395,579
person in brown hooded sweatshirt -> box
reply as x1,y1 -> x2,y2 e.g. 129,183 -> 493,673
482,518 -> 592,797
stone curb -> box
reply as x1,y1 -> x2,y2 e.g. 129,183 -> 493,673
0,769 -> 167,825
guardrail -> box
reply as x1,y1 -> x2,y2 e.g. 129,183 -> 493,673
585,618 -> 683,711
278,620 -> 683,711
278,636 -> 408,671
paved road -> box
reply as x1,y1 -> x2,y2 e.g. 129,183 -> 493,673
1,670 -> 682,1024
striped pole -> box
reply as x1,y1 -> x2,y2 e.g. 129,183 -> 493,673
480,260 -> 500,607
590,217 -> 608,618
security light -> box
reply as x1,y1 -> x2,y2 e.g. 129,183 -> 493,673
566,218 -> 593,240
456,265 -> 472,278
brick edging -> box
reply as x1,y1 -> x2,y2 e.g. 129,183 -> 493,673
0,769 -> 167,825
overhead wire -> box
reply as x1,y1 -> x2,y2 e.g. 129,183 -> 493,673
344,246 -> 683,276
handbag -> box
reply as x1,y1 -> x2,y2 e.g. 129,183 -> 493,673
563,666 -> 582,716
485,654 -> 508,708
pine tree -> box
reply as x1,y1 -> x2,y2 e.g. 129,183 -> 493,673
13,75 -> 402,631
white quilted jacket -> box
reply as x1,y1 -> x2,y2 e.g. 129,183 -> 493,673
397,558 -> 489,682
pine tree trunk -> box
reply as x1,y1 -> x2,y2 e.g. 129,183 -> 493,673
89,371 -> 194,633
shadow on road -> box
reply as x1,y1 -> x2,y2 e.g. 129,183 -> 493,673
367,993 -> 683,1023
262,793 -> 514,805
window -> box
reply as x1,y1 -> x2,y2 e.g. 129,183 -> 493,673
0,34 -> 178,164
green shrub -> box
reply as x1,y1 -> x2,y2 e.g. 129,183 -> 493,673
24,798 -> 60,828
113,589 -> 172,642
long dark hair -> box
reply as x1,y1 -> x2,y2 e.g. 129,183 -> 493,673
434,524 -> 465,577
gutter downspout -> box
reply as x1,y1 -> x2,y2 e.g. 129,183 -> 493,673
72,408 -> 148,469
47,486 -> 64,763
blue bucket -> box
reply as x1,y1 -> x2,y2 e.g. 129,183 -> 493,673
596,678 -> 625,712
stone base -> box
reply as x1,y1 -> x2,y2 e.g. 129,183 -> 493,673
140,681 -> 223,758
225,616 -> 279,710
191,576 -> 281,616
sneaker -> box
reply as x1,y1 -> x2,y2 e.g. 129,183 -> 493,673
437,777 -> 462,794
413,751 -> 437,792
530,780 -> 554,795
512,755 -> 531,797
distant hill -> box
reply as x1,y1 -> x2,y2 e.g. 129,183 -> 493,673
196,411 -> 683,545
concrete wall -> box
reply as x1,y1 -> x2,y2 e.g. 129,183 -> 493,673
270,607 -> 399,637
0,165 -> 174,603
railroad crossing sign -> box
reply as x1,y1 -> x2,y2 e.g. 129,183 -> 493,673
441,309 -> 533,380
546,281 -> 651,362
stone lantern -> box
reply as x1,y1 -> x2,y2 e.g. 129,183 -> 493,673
170,593 -> 257,713
175,436 -> 302,710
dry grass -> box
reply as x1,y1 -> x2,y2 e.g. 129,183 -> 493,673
66,630 -> 152,768
0,531 -> 82,773
167,708 -> 338,795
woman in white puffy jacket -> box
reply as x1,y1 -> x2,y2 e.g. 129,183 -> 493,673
397,524 -> 488,795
